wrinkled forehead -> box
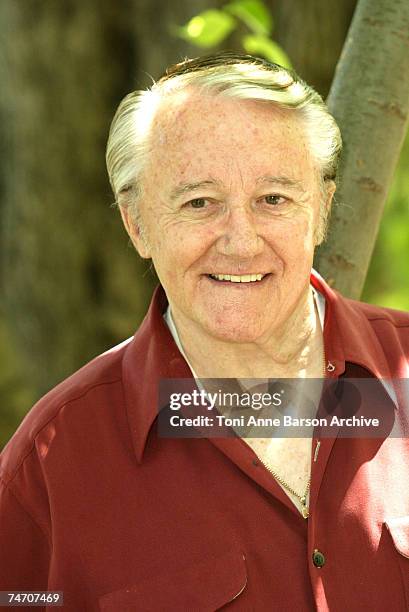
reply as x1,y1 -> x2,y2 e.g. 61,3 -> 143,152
144,90 -> 316,189
150,88 -> 301,146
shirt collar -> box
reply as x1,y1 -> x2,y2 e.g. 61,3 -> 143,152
123,272 -> 399,462
122,285 -> 192,463
310,269 -> 394,378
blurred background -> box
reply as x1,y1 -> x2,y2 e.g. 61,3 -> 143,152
1,0 -> 408,448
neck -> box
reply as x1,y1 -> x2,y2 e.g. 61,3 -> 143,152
169,286 -> 325,379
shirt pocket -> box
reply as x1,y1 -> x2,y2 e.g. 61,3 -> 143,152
384,516 -> 409,607
98,548 -> 248,612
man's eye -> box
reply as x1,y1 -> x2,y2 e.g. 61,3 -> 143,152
263,194 -> 286,206
188,198 -> 208,209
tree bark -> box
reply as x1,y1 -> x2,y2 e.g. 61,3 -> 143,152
314,0 -> 409,298
0,0 -> 157,400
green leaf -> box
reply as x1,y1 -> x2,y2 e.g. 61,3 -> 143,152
224,0 -> 273,36
242,34 -> 292,68
176,10 -> 236,48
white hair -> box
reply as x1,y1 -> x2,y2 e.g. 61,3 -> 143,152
106,53 -> 341,232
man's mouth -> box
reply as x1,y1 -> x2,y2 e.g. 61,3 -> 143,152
207,273 -> 269,283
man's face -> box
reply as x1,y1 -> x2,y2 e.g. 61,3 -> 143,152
124,92 -> 333,343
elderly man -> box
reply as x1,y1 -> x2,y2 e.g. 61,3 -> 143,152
1,53 -> 408,611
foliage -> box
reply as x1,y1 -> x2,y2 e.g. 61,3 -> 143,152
176,10 -> 236,48
175,0 -> 292,67
241,35 -> 291,67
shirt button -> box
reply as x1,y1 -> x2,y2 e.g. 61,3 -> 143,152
312,549 -> 325,568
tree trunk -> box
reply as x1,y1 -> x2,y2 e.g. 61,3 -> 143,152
314,0 -> 409,298
0,0 -> 157,403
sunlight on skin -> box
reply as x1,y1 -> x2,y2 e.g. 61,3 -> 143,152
120,91 -> 335,379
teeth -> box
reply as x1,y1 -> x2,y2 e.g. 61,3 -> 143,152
210,273 -> 265,282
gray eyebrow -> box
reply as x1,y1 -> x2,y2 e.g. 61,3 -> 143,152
256,175 -> 305,190
169,175 -> 305,201
169,179 -> 222,201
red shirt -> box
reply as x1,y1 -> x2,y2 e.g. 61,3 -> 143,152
1,271 -> 409,611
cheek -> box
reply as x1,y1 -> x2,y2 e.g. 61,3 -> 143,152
178,221 -> 219,251
266,217 -> 314,259
149,225 -> 216,279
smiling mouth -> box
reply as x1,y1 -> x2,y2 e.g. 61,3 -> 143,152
207,273 -> 269,283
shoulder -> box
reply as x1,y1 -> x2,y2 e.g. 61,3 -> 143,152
314,268 -> 409,375
0,336 -> 133,485
334,292 -> 409,362
344,296 -> 409,327
313,269 -> 409,331
340,293 -> 409,329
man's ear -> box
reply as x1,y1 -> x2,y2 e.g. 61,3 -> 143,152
314,180 -> 337,246
119,205 -> 152,259
325,179 -> 336,214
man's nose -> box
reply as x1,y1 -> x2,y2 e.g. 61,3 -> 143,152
215,206 -> 263,258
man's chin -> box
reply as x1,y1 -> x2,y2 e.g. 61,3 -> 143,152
204,321 -> 265,344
